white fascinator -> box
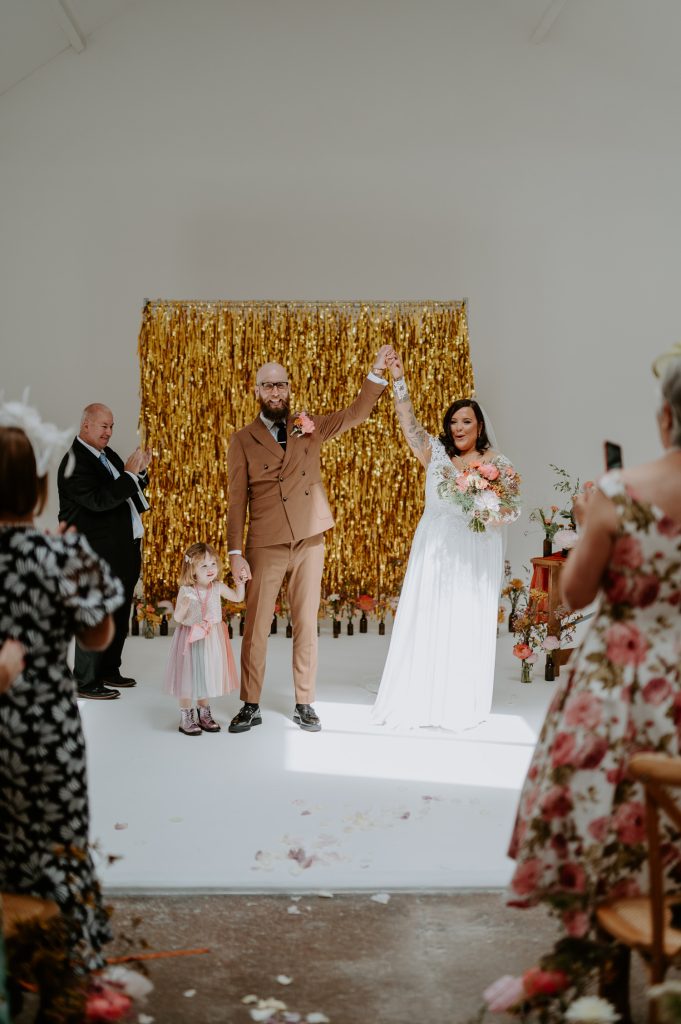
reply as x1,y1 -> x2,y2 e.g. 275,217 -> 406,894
0,389 -> 74,477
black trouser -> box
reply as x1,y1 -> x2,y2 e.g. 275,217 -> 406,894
75,541 -> 141,687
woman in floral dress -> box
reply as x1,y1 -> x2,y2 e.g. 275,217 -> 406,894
0,420 -> 123,972
508,357 -> 681,943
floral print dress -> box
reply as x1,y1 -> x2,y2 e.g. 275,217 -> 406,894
508,471 -> 681,936
0,526 -> 124,970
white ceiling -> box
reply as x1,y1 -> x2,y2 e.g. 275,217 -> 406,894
0,0 -> 137,97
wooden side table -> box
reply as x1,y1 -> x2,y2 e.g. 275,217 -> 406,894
530,555 -> 573,677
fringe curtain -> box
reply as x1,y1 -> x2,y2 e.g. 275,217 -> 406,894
138,300 -> 474,602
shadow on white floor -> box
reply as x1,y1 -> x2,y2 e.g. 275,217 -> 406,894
81,621 -> 575,893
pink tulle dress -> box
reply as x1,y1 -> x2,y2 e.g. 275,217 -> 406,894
163,583 -> 238,700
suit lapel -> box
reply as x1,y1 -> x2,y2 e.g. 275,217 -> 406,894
281,415 -> 296,469
248,417 -> 285,460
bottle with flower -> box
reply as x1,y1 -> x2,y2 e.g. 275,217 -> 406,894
327,593 -> 342,637
511,588 -> 547,682
357,593 -> 375,633
529,505 -> 562,556
501,576 -> 527,631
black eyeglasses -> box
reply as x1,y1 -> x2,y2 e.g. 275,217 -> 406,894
258,381 -> 290,393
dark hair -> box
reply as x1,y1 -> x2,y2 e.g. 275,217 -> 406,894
439,399 -> 491,459
0,427 -> 47,518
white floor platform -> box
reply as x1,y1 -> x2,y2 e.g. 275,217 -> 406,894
80,621 -> 570,893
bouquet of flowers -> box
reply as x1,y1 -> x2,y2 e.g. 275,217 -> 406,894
437,457 -> 522,532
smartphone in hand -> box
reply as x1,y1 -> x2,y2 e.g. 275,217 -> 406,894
604,441 -> 623,471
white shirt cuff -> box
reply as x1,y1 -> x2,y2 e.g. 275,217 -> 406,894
367,372 -> 388,386
228,550 -> 242,555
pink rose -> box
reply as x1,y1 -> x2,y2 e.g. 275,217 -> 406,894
611,534 -> 644,570
522,967 -> 570,998
479,462 -> 500,481
631,575 -> 660,608
558,862 -> 586,892
513,643 -> 532,660
455,474 -> 470,492
604,571 -> 632,605
658,515 -> 681,538
540,785 -> 573,819
551,732 -> 576,767
564,692 -> 603,730
605,622 -> 649,667
613,801 -> 646,844
292,411 -> 315,436
542,635 -> 561,651
511,857 -> 543,896
587,816 -> 610,842
483,975 -> 526,1012
562,909 -> 590,937
573,734 -> 608,770
642,676 -> 672,706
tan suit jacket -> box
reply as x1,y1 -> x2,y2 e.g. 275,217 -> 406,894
227,377 -> 385,551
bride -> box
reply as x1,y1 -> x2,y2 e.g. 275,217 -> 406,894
371,350 -> 521,731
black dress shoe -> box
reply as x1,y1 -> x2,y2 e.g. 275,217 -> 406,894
77,683 -> 120,700
228,703 -> 262,733
100,674 -> 137,688
293,704 -> 321,732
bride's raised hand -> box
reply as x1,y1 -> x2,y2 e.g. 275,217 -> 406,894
386,350 -> 404,379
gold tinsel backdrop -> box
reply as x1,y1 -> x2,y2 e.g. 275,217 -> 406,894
138,300 -> 473,603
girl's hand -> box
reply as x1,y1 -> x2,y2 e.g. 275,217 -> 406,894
386,350 -> 405,379
0,639 -> 25,694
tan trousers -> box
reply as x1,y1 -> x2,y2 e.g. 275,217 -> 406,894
241,533 -> 325,705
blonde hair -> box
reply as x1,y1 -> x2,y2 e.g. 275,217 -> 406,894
178,542 -> 223,586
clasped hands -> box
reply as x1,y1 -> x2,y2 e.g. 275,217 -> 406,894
373,345 -> 404,380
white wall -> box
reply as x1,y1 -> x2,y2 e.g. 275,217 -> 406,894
1,0 -> 678,572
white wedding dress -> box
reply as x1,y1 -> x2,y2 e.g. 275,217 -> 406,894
371,436 -> 506,731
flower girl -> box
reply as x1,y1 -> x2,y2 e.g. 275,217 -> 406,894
163,542 -> 243,735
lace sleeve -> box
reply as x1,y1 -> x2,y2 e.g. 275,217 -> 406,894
173,587 -> 202,626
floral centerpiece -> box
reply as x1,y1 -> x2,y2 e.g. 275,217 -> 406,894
136,599 -> 173,639
437,457 -> 522,532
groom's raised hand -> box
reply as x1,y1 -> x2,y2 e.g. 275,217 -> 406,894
372,345 -> 395,374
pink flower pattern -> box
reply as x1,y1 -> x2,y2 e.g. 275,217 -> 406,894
508,471 -> 681,933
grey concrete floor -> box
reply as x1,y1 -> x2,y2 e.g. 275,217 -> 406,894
17,892 -> 653,1023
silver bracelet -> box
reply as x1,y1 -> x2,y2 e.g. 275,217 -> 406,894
392,377 -> 408,401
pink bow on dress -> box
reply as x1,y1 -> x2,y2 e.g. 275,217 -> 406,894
183,619 -> 213,655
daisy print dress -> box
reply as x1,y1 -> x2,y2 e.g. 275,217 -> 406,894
0,526 -> 124,969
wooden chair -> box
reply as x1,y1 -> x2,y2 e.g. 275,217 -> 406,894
596,753 -> 681,1020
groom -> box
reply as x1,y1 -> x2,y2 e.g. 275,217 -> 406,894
227,347 -> 391,733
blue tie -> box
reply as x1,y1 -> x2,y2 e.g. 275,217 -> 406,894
99,453 -> 113,475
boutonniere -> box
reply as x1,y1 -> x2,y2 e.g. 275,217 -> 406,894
291,412 -> 315,437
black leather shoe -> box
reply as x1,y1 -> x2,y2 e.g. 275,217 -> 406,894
228,703 -> 262,733
293,704 -> 321,732
100,674 -> 137,688
77,683 -> 120,700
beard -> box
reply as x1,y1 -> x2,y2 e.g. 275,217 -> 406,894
259,395 -> 290,423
